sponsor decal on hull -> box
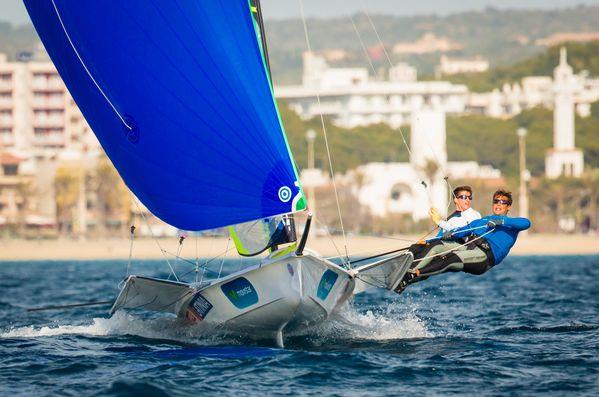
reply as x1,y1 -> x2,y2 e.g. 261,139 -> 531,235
317,269 -> 338,300
186,293 -> 213,323
221,277 -> 259,309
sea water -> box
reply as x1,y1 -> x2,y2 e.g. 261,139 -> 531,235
1,256 -> 598,396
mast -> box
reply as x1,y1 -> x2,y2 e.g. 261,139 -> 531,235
251,0 -> 272,77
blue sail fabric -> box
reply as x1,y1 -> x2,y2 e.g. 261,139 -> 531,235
24,0 -> 306,231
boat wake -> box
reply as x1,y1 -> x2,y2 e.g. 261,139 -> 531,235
2,301 -> 431,347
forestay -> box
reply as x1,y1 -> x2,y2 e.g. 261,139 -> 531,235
24,0 -> 306,231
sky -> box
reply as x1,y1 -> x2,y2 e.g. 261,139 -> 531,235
261,0 -> 599,19
2,0 -> 599,25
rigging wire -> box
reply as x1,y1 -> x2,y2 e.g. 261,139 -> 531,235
50,0 -> 131,130
298,0 -> 350,265
170,233 -> 186,281
163,247 -> 236,280
288,142 -> 345,267
195,233 -> 199,283
312,214 -> 348,267
349,15 -> 376,76
131,196 -> 179,282
348,10 -> 436,210
217,238 -> 231,279
359,6 -> 458,208
411,227 -> 496,264
125,225 -> 135,279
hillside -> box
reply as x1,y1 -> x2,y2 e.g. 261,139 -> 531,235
436,41 -> 599,92
2,6 -> 598,83
0,21 -> 38,59
263,5 -> 599,83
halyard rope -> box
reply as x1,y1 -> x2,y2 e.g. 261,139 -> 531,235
50,0 -> 132,130
299,0 -> 350,265
359,5 -> 457,206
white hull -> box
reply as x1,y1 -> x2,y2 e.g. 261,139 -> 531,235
111,249 -> 412,346
111,249 -> 355,344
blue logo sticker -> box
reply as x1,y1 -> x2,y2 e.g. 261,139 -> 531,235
221,277 -> 259,309
317,270 -> 339,300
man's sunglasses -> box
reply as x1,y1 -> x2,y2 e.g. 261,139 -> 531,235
493,199 -> 510,205
456,195 -> 472,200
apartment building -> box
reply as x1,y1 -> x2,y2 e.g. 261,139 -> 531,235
0,52 -> 97,157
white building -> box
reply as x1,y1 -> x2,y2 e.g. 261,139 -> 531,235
392,33 -> 462,55
0,50 -> 102,229
545,48 -> 584,178
437,55 -> 490,75
275,52 -> 468,129
339,109 -> 500,220
466,49 -> 599,119
0,51 -> 99,160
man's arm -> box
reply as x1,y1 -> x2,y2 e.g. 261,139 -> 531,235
443,219 -> 488,240
497,217 -> 531,231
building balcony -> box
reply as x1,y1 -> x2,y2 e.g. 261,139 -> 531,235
0,119 -> 14,128
0,174 -> 33,187
33,134 -> 66,147
309,102 -> 343,115
0,98 -> 13,109
0,135 -> 14,146
31,80 -> 65,92
33,118 -> 65,128
31,98 -> 65,110
0,81 -> 13,92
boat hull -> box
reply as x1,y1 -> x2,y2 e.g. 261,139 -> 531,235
180,252 -> 355,339
111,251 -> 355,343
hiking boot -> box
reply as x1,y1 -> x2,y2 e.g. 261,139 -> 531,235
394,269 -> 420,294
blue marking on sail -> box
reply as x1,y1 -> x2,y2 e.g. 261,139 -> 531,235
24,0 -> 306,231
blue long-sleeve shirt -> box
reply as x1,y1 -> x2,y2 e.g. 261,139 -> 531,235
450,215 -> 531,266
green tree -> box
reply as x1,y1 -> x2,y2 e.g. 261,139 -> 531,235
93,154 -> 131,236
54,165 -> 79,234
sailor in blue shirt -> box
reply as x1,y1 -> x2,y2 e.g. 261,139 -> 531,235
395,189 -> 531,294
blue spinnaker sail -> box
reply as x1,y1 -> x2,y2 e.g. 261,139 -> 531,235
24,0 -> 306,231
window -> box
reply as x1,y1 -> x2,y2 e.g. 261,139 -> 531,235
390,183 -> 411,202
3,164 -> 18,175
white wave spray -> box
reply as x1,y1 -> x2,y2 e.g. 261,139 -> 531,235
2,300 -> 431,345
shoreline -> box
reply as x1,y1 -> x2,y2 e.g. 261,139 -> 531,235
1,234 -> 598,261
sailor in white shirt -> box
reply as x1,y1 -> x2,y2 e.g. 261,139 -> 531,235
429,186 -> 481,233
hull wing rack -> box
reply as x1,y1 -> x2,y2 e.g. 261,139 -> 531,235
110,276 -> 195,315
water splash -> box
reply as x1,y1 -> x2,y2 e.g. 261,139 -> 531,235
286,301 -> 433,345
335,301 -> 433,340
2,302 -> 431,345
1,312 -> 230,345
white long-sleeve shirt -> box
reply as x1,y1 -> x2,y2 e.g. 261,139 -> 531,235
438,207 -> 481,232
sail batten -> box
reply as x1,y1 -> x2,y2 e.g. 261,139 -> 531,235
25,0 -> 306,231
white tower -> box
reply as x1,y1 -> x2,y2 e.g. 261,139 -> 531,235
302,51 -> 328,88
545,47 -> 584,178
410,108 -> 448,218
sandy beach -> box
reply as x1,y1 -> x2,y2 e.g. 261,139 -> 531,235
0,233 -> 597,261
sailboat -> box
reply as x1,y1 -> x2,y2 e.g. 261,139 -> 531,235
24,0 -> 413,346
